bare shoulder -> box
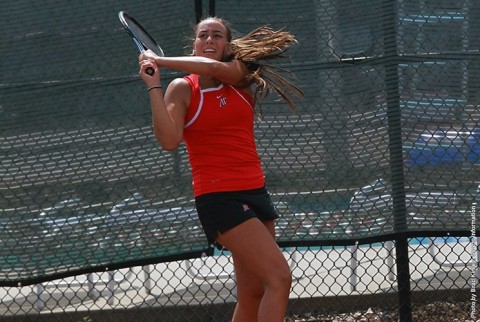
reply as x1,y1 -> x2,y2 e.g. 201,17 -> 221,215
165,78 -> 191,118
166,77 -> 191,94
227,59 -> 253,95
165,77 -> 191,106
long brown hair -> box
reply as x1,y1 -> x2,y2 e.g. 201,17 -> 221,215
194,17 -> 303,113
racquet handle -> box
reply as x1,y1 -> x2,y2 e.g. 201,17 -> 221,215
146,67 -> 155,76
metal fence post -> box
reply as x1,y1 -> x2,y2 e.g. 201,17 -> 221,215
383,0 -> 412,321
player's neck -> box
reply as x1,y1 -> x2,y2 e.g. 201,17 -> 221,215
198,75 -> 222,89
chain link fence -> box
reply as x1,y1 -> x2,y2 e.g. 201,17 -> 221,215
1,0 -> 480,321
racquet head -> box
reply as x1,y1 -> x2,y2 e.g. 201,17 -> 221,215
118,11 -> 164,75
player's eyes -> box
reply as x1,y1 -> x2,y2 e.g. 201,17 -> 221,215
197,32 -> 224,39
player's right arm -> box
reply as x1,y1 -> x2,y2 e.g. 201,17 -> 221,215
140,50 -> 250,89
139,60 -> 190,151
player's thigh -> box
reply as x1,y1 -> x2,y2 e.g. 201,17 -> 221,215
217,218 -> 289,281
262,219 -> 276,238
229,219 -> 278,299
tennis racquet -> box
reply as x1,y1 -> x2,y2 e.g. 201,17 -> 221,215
118,11 -> 165,76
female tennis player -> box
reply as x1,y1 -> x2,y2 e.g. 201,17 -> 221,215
138,17 -> 302,322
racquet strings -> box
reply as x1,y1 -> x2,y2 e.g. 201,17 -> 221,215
126,18 -> 164,56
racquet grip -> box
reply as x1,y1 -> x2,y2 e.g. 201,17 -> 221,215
146,67 -> 155,76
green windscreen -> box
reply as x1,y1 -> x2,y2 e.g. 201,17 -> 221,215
1,0 -> 479,285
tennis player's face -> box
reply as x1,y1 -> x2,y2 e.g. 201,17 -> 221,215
194,20 -> 229,61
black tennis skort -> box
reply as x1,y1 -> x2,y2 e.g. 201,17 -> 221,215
195,186 -> 279,246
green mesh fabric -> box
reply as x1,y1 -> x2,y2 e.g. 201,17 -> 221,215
1,0 -> 479,285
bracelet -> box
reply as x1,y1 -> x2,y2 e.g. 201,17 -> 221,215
147,85 -> 163,92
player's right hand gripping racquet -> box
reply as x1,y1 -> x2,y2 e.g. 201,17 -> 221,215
118,11 -> 165,76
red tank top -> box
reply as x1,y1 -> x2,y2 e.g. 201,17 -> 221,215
183,74 -> 265,197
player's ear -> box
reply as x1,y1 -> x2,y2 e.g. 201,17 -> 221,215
191,39 -> 197,56
222,43 -> 234,61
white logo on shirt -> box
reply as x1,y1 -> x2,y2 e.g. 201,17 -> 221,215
217,95 -> 227,108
